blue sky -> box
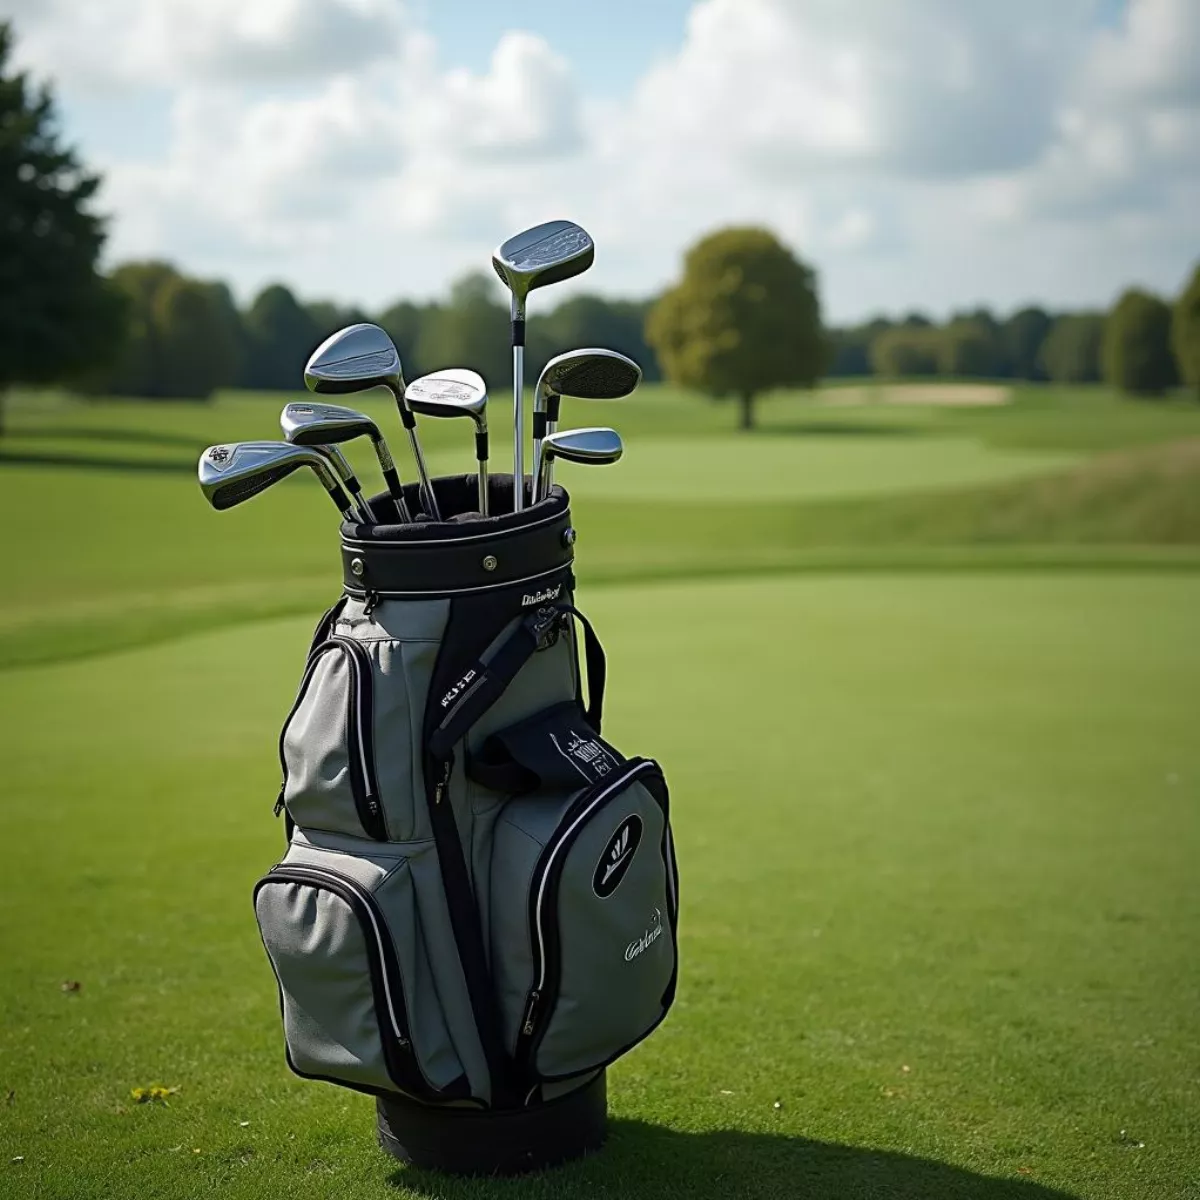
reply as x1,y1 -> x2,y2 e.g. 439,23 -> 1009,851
9,0 -> 1198,322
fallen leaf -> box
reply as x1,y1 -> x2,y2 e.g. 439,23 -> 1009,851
719,1090 -> 733,1096
193,1148 -> 201,1155
11,1157 -> 24,1164
901,1064 -> 911,1073
772,1100 -> 782,1111
239,1121 -> 250,1128
60,981 -> 81,994
131,1084 -> 181,1105
1018,1166 -> 1033,1176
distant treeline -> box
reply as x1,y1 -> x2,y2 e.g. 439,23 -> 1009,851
87,262 -> 660,400
86,258 -> 1197,402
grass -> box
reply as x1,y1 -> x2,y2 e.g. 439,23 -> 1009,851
1,575 -> 1198,1199
1,380 -> 1199,1198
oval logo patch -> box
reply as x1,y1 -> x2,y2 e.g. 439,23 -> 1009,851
593,814 -> 643,898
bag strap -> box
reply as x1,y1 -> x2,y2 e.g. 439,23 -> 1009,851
428,604 -> 605,760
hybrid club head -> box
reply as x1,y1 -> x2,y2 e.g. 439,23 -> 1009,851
535,426 -> 623,502
492,219 -> 594,513
406,368 -> 490,514
304,324 -> 440,520
491,220 -> 595,314
280,400 -> 411,524
198,441 -> 354,518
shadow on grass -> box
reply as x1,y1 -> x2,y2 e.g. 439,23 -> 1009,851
0,449 -> 192,473
751,421 -> 922,438
389,1120 -> 1080,1199
5,424 -> 207,449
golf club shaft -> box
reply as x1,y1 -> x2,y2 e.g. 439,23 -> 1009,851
372,437 -> 413,523
319,445 -> 376,523
535,449 -> 554,503
476,428 -> 489,516
512,296 -> 525,512
388,387 -> 441,520
544,415 -> 559,494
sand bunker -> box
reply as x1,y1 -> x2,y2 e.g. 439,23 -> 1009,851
822,384 -> 1012,407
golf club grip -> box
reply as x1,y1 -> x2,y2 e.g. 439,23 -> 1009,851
381,466 -> 413,523
475,430 -> 488,463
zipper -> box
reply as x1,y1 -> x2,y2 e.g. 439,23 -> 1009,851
515,758 -> 666,1070
276,637 -> 388,840
260,864 -> 434,1098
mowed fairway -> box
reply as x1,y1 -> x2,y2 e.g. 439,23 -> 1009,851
2,385 -> 1200,1199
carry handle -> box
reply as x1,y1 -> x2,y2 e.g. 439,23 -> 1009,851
429,604 -> 605,760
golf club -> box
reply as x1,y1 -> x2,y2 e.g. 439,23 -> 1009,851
532,349 -> 641,493
304,324 -> 442,521
491,220 -> 594,512
280,400 -> 412,523
405,368 -> 489,516
198,441 -> 356,518
535,427 -> 623,502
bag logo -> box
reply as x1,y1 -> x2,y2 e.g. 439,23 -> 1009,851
522,584 -> 562,607
593,814 -> 642,898
625,908 -> 663,962
440,668 -> 477,709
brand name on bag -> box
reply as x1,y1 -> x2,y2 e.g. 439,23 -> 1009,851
440,668 -> 477,709
522,584 -> 562,607
625,908 -> 663,962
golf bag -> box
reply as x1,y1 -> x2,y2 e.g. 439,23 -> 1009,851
251,477 -> 679,1172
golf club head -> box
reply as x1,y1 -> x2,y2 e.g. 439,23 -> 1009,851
280,401 -> 381,447
198,441 -> 340,511
492,220 -> 594,310
406,368 -> 488,429
305,323 -> 404,396
536,348 -> 642,407
542,426 -> 623,466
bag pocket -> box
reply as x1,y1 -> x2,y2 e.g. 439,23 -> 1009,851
279,636 -> 388,840
253,846 -> 471,1102
489,757 -> 679,1085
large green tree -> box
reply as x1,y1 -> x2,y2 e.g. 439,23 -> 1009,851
243,283 -> 320,390
0,21 -> 125,433
645,227 -> 827,429
1103,289 -> 1179,396
1171,263 -> 1200,399
1038,313 -> 1105,383
1002,307 -> 1052,380
938,318 -> 1001,377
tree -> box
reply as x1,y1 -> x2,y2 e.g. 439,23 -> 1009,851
869,327 -> 939,377
828,318 -> 892,377
0,21 -> 125,433
415,272 -> 511,386
1103,289 -> 1179,396
938,318 -> 1001,377
645,227 -> 827,429
1038,313 -> 1105,383
153,276 -> 242,398
1002,306 -> 1052,380
243,284 -> 319,390
1171,263 -> 1200,399
307,299 -> 368,347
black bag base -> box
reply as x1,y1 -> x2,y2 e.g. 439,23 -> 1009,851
376,1070 -> 607,1176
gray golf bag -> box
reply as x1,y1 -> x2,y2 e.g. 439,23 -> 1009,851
252,477 -> 679,1173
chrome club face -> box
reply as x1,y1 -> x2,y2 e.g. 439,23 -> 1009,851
405,369 -> 490,515
304,324 -> 441,521
198,441 -> 355,518
280,400 -> 410,524
492,220 -> 595,513
532,348 -> 641,489
535,426 -> 623,502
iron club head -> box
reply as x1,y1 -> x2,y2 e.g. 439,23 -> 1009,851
198,441 -> 354,518
535,426 -> 623,502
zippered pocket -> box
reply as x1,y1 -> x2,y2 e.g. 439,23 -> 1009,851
279,636 -> 387,840
254,851 -> 469,1101
489,758 -> 679,1086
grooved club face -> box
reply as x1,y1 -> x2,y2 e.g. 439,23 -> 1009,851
537,348 -> 642,404
305,323 -> 404,395
198,441 -> 338,510
405,368 -> 488,429
491,220 -> 594,305
542,427 -> 624,468
280,401 -> 380,446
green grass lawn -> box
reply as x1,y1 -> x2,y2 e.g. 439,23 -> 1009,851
1,574 -> 1197,1199
1,381 -> 1199,1198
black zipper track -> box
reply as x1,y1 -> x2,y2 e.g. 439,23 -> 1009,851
257,864 -> 464,1102
515,759 -> 678,1080
276,638 -> 387,841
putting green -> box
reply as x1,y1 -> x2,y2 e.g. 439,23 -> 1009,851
427,436 -> 1082,502
1,571 -> 1197,1198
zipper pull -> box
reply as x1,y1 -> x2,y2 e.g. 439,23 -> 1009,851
273,789 -> 286,818
521,990 -> 541,1037
434,761 -> 452,805
363,590 -> 380,618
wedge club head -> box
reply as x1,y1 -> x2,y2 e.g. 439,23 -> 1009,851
304,324 -> 440,520
535,426 -> 623,502
198,441 -> 355,518
406,368 -> 490,515
533,348 -> 641,487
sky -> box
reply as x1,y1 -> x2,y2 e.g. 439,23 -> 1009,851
5,0 -> 1198,323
